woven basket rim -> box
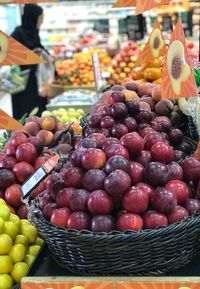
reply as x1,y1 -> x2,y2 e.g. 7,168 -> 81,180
29,201 -> 200,238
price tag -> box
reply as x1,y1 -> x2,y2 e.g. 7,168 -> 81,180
92,52 -> 104,99
0,109 -> 23,130
21,155 -> 59,200
21,277 -> 200,289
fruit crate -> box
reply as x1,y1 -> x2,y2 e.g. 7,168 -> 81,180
48,84 -> 95,99
11,243 -> 46,289
29,199 -> 200,276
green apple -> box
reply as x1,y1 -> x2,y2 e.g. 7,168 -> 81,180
35,237 -> 43,246
0,217 -> 5,234
41,110 -> 51,117
27,245 -> 41,257
9,244 -> 26,263
9,214 -> 21,230
0,274 -> 13,289
14,234 -> 29,247
0,198 -> 6,205
0,205 -> 10,221
24,254 -> 35,267
20,224 -> 38,244
4,221 -> 19,240
0,234 -> 12,254
11,262 -> 28,283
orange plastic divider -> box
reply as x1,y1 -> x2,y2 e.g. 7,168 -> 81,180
0,30 -> 44,66
161,18 -> 198,99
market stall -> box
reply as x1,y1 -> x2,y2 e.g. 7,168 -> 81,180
0,1 -> 200,289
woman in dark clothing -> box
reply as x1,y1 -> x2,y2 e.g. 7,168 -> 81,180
11,4 -> 47,119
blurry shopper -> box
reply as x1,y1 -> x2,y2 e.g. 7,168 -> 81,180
11,4 -> 49,119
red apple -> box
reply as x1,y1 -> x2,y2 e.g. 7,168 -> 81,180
105,144 -> 129,160
43,202 -> 58,221
151,187 -> 177,213
136,182 -> 154,198
0,157 -> 17,170
144,162 -> 170,186
69,189 -> 89,212
5,184 -> 23,208
111,124 -> 129,139
81,148 -> 106,170
117,212 -> 143,231
16,143 -> 38,163
143,210 -> 168,229
120,132 -> 144,158
13,162 -> 34,183
100,116 -> 115,129
109,91 -> 126,104
67,212 -> 90,231
4,144 -> 15,157
88,133 -> 106,149
63,167 -> 84,189
46,173 -> 65,200
122,116 -> 138,132
11,133 -> 28,148
143,132 -> 163,150
110,102 -> 128,119
105,156 -> 130,174
166,180 -> 189,205
168,206 -> 189,224
83,169 -> 106,192
88,190 -> 113,214
182,157 -> 200,182
104,170 -> 131,197
123,186 -> 149,214
102,137 -> 120,152
56,187 -> 75,208
28,137 -> 44,155
129,162 -> 144,184
50,207 -> 72,228
168,162 -> 183,181
70,148 -> 86,168
17,204 -> 28,219
136,151 -> 152,166
151,141 -> 174,164
0,169 -> 15,188
87,113 -> 102,128
184,199 -> 200,216
91,215 -> 115,232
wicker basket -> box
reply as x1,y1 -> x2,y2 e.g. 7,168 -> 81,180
29,198 -> 200,276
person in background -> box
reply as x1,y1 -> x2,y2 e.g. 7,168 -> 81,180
11,4 -> 47,119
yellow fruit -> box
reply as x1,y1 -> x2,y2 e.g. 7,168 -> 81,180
9,244 -> 26,263
4,221 -> 19,240
11,262 -> 28,283
9,214 -> 21,230
21,219 -> 30,226
24,254 -> 35,267
14,234 -> 29,247
0,217 -> 5,234
0,234 -> 12,254
20,224 -> 38,244
0,199 -> 6,205
0,205 -> 10,221
0,256 -> 13,274
35,237 -> 43,246
27,245 -> 40,257
71,287 -> 85,289
0,274 -> 13,289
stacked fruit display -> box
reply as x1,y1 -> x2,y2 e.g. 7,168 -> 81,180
38,85 -> 200,232
108,41 -> 141,85
0,199 -> 43,289
0,115 -> 73,218
42,108 -> 85,135
54,48 -> 111,87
